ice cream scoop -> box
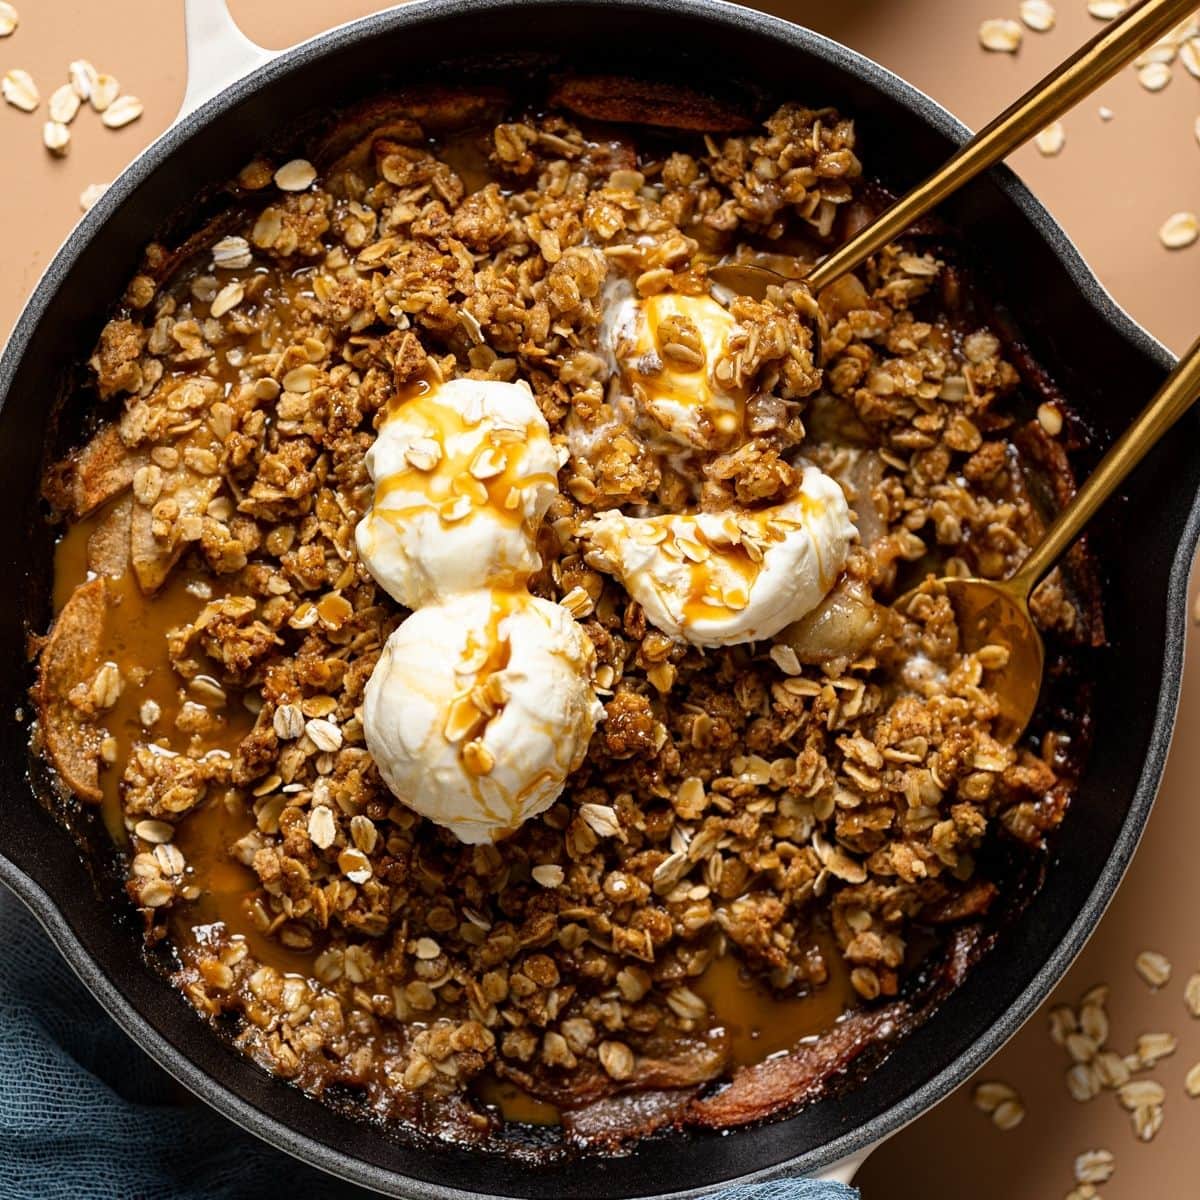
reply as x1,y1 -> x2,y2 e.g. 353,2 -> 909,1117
363,589 -> 604,844
355,377 -> 561,610
602,283 -> 745,451
584,466 -> 855,648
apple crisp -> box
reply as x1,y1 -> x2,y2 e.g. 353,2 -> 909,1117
33,81 -> 1098,1150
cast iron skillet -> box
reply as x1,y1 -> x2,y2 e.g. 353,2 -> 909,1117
0,1 -> 1193,1196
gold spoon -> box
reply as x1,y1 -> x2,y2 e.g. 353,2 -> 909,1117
711,0 -> 1196,300
712,0 -> 1199,739
906,333 -> 1200,740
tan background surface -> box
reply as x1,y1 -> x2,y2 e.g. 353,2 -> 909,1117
2,2 -> 1198,1196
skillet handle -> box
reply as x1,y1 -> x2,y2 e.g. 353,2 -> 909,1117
178,0 -> 277,122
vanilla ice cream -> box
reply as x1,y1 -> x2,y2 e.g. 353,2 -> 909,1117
356,378 -> 561,609
603,282 -> 745,450
363,589 -> 604,844
584,466 -> 856,648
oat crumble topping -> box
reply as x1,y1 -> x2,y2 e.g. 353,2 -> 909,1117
34,85 -> 1095,1146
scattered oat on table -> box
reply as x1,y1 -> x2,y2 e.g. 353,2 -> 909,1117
1135,1031 -> 1178,1067
1116,1080 -> 1166,1142
973,1080 -> 1020,1112
1136,950 -> 1173,987
89,72 -> 119,113
1045,975 -> 1190,1152
1185,969 -> 1200,1013
68,59 -> 96,101
1182,38 -> 1200,77
1132,1102 -> 1164,1142
1020,0 -> 1057,31
1087,0 -> 1128,18
1138,61 -> 1173,92
980,18 -> 1023,52
79,182 -> 107,212
1074,1149 -> 1115,1185
1118,1079 -> 1165,1110
1136,44 -> 1177,69
992,1097 -> 1026,1130
42,120 -> 68,156
0,1 -> 18,37
1079,999 -> 1108,1045
1066,1062 -> 1100,1102
48,82 -> 80,124
1049,1003 -> 1078,1045
2,67 -> 37,112
1035,121 -> 1066,156
974,0 -> 1200,232
101,94 -> 142,129
1158,212 -> 1199,250
1094,1050 -> 1130,1089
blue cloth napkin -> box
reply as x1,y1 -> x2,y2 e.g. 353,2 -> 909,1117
0,885 -> 858,1200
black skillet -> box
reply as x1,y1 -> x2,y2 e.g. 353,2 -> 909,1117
0,1 -> 1193,1196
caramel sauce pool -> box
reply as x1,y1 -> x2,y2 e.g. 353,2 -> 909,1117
476,938 -> 852,1127
475,1076 -> 563,1127
695,934 -> 853,1067
53,509 -> 255,845
173,790 -> 321,978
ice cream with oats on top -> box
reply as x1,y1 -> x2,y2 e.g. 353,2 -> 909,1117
355,376 -> 561,610
363,589 -> 604,844
584,465 -> 855,648
357,374 -> 600,844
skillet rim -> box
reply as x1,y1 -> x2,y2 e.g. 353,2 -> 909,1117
0,0 -> 1190,1195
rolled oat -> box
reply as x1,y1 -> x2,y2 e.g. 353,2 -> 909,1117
101,94 -> 143,129
2,68 -> 37,112
1019,0 -> 1057,31
980,18 -> 1023,52
89,72 -> 119,112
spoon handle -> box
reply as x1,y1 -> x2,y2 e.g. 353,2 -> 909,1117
1012,333 -> 1200,593
806,0 -> 1195,292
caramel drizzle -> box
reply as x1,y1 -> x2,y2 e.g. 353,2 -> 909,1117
372,387 -> 557,535
621,292 -> 746,440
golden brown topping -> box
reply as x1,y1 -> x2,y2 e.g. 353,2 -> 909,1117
35,87 -> 1092,1142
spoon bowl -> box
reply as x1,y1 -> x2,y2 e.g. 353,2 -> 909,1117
890,314 -> 1200,747
898,576 -> 1044,743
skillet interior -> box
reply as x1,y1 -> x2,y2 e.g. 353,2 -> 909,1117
0,1 -> 1192,1196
